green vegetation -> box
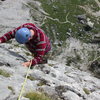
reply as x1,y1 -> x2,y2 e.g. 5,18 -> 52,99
8,86 -> 13,91
26,0 -> 100,65
37,80 -> 47,86
8,86 -> 15,94
88,51 -> 98,61
48,64 -> 54,67
24,91 -> 52,100
27,75 -> 36,81
83,88 -> 90,95
24,52 -> 31,56
0,69 -> 11,77
27,0 -> 99,44
66,55 -> 82,66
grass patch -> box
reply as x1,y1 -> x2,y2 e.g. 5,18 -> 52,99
27,75 -> 36,81
66,55 -> 82,66
0,69 -> 11,77
8,86 -> 15,94
48,64 -> 54,67
37,80 -> 47,86
27,0 -> 98,43
24,91 -> 52,100
83,88 -> 90,95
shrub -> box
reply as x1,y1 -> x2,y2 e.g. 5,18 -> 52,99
24,91 -> 52,100
0,69 -> 11,77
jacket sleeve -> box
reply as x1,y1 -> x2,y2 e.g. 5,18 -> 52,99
31,30 -> 47,66
0,23 -> 36,43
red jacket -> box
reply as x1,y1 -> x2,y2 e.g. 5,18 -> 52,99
0,23 -> 51,66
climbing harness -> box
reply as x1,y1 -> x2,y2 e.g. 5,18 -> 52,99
18,60 -> 32,100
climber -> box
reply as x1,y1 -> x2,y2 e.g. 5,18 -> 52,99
0,23 -> 51,67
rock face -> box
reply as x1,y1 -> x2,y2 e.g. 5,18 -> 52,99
0,0 -> 100,100
77,14 -> 94,31
0,45 -> 100,100
0,0 -> 31,36
89,60 -> 100,78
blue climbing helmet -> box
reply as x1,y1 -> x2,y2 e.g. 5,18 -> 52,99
15,28 -> 31,44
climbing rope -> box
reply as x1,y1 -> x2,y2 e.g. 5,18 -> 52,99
18,60 -> 32,100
